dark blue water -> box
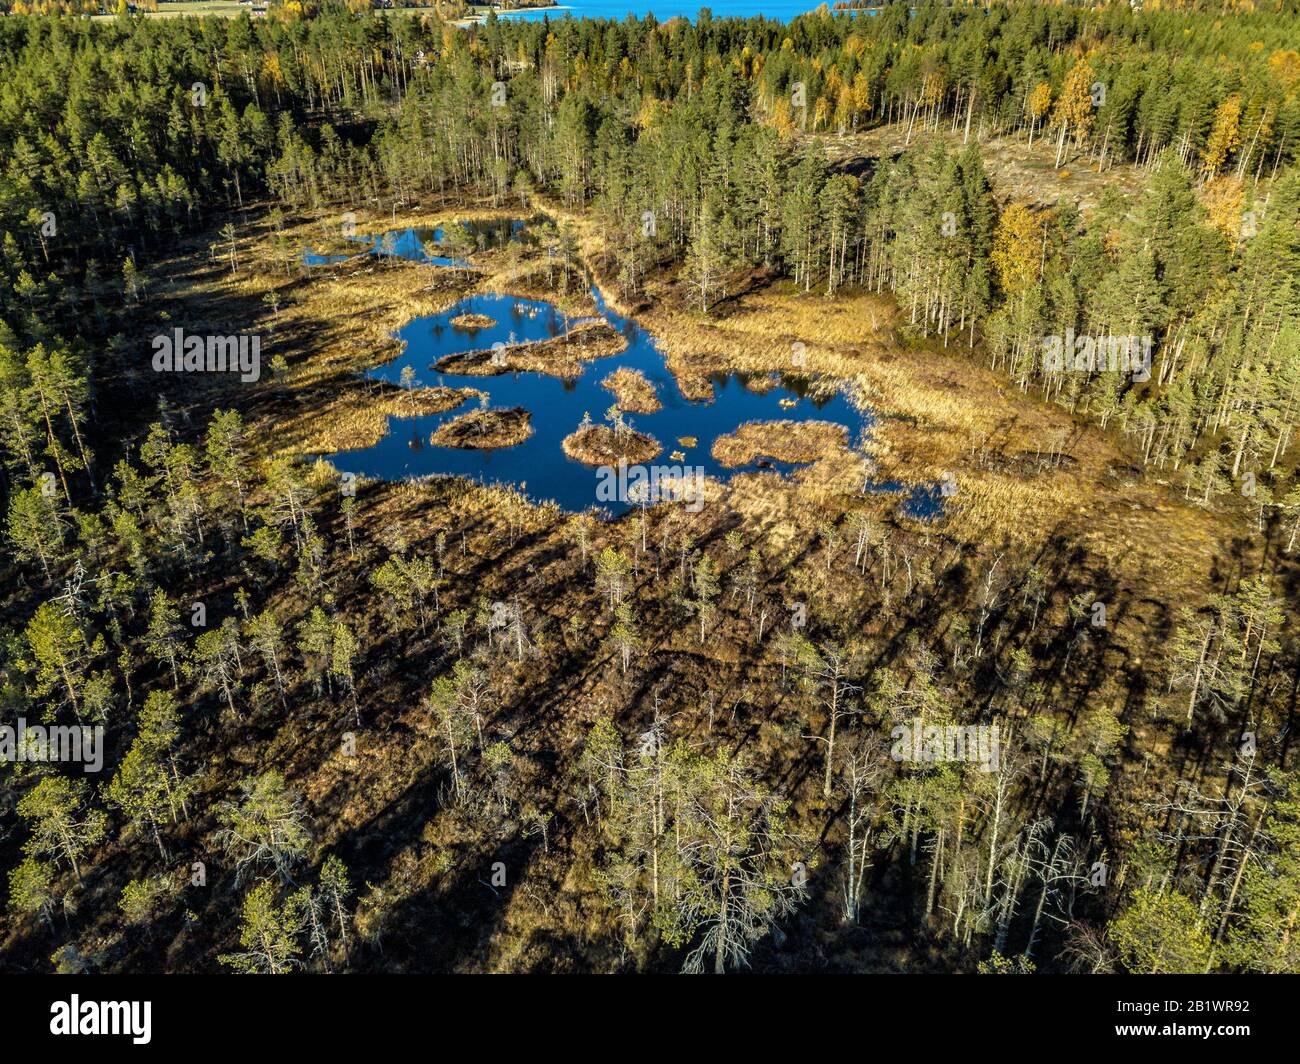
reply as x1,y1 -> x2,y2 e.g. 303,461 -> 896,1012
310,227 -> 942,520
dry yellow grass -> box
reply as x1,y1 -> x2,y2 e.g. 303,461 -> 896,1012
435,320 -> 626,379
296,386 -> 473,454
448,312 -> 497,331
561,424 -> 662,466
601,367 -> 662,414
431,406 -> 532,449
711,419 -> 848,468
154,199 -> 602,454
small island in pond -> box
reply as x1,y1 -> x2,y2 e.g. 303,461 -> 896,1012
601,366 -> 662,414
449,312 -> 497,331
711,420 -> 848,468
431,406 -> 532,449
562,422 -> 661,465
434,320 -> 626,379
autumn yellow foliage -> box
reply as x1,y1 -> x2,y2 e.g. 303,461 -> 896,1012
991,202 -> 1042,296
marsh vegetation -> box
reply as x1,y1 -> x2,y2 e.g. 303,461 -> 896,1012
430,407 -> 533,449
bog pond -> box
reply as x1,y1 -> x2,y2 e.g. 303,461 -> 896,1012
307,221 -> 942,519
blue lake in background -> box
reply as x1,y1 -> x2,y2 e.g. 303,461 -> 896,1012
307,224 -> 941,520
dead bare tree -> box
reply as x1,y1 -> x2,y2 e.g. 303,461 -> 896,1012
837,731 -> 888,923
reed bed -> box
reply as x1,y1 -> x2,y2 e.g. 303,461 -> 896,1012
711,419 -> 849,468
287,386 -> 472,455
449,312 -> 497,331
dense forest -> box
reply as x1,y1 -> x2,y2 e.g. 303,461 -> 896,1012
1,0 -> 1299,975
4,2 -> 1300,481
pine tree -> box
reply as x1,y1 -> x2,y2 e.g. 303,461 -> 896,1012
1108,887 -> 1214,974
219,881 -> 305,974
5,485 -> 66,580
17,776 -> 106,884
215,772 -> 311,885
